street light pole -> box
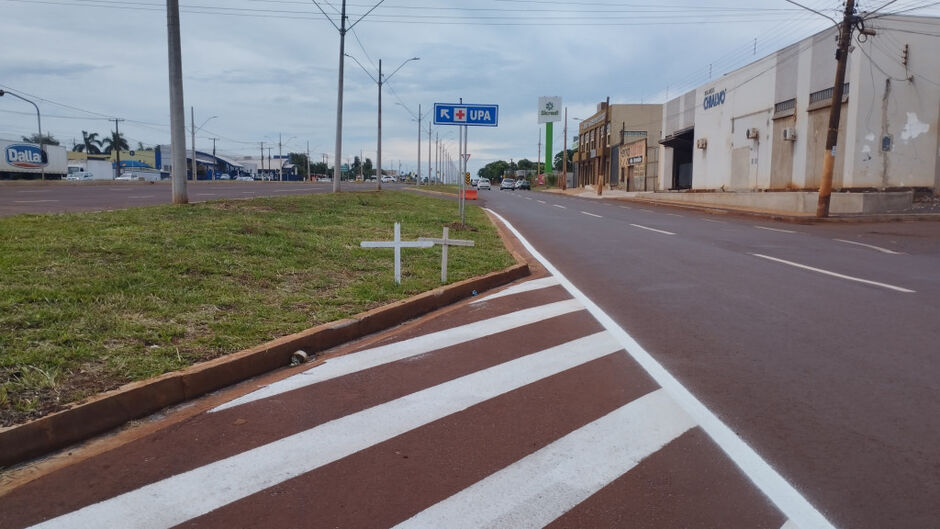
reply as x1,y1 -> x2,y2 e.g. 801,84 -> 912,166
0,90 -> 44,181
190,110 -> 216,181
562,107 -> 568,190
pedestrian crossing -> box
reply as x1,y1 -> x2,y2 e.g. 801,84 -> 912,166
4,274 -> 810,529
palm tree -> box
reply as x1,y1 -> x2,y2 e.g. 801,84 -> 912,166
101,131 -> 129,154
73,131 -> 102,154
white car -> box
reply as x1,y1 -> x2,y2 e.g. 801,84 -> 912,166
65,172 -> 93,181
236,175 -> 254,181
381,175 -> 395,183
218,173 -> 231,180
477,178 -> 491,190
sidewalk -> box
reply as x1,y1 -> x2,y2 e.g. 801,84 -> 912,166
541,186 -> 940,223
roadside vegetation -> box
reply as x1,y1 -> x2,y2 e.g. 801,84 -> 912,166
0,192 -> 515,426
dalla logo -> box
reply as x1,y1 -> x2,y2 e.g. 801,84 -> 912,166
5,144 -> 45,169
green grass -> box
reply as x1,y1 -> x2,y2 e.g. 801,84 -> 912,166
0,192 -> 515,426
421,184 -> 460,195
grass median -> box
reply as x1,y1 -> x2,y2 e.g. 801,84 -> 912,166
0,191 -> 515,427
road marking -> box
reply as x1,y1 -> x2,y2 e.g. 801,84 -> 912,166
472,276 -> 560,304
640,209 -> 654,213
553,204 -> 567,209
485,209 -> 837,529
834,239 -> 902,255
394,389 -> 693,529
127,195 -> 156,199
240,191 -> 255,194
780,521 -> 800,529
630,223 -> 676,236
212,299 -> 584,412
667,213 -> 684,217
195,193 -> 217,197
13,199 -> 59,203
30,332 -> 622,529
537,200 -> 546,204
620,205 -> 631,209
581,211 -> 603,218
755,226 -> 797,234
704,218 -> 725,223
751,253 -> 915,293
15,190 -> 45,193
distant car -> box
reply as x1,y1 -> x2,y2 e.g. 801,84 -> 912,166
236,176 -> 254,181
115,173 -> 135,181
381,175 -> 395,183
65,172 -> 93,181
218,173 -> 231,180
317,176 -> 331,182
470,176 -> 480,187
477,178 -> 491,190
500,178 -> 515,190
514,179 -> 531,190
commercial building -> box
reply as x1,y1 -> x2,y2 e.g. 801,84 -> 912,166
575,102 -> 663,191
659,14 -> 940,195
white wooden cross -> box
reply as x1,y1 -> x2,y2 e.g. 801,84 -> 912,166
361,222 -> 434,284
419,227 -> 475,283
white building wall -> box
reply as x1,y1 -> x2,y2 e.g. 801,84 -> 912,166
846,16 -> 940,189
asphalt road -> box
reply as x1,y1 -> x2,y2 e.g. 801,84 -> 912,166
478,188 -> 940,529
0,180 -> 401,217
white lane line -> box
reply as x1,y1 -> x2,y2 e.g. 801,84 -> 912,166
128,195 -> 156,199
394,389 -> 693,529
195,193 -> 218,197
212,299 -> 584,412
553,204 -> 567,209
780,521 -> 800,529
833,239 -> 902,255
619,205 -> 631,209
537,200 -> 546,204
755,226 -> 798,234
751,253 -> 915,293
13,199 -> 59,203
485,209 -> 837,529
29,332 -> 622,529
630,223 -> 676,236
240,191 -> 255,194
667,213 -> 684,217
581,211 -> 603,218
472,276 -> 560,304
704,218 -> 725,223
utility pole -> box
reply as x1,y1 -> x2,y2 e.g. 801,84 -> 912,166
377,59 -> 383,190
427,122 -> 432,184
167,0 -> 187,203
599,96 -> 610,196
816,0 -> 856,218
435,132 -> 439,182
210,137 -> 218,179
332,0 -> 347,192
561,106 -> 568,190
537,129 -> 541,186
260,142 -> 265,178
417,104 -> 422,185
190,106 -> 196,181
278,133 -> 283,181
306,141 -> 311,181
267,147 -> 272,180
109,118 -> 125,179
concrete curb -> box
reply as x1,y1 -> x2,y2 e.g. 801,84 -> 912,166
0,262 -> 529,468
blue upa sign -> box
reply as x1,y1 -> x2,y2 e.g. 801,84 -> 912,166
703,88 -> 726,110
434,103 -> 499,127
5,143 -> 45,169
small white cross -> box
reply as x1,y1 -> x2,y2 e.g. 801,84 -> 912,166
419,227 -> 475,283
361,222 -> 434,284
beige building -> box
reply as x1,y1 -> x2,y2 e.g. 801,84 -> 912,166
575,102 -> 662,190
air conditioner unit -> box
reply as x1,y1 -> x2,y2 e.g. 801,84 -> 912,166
745,128 -> 760,140
696,138 -> 708,149
782,127 -> 797,141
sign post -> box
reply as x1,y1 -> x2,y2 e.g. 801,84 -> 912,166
538,97 -> 562,185
434,101 -> 498,227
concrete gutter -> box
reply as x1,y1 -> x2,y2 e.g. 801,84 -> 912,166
0,258 -> 529,469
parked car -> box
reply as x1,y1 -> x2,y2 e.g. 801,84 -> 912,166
236,175 -> 254,181
317,176 -> 332,182
115,173 -> 135,181
218,173 -> 231,180
381,175 -> 395,183
500,178 -> 515,190
514,179 -> 531,190
477,178 -> 491,190
65,172 -> 94,181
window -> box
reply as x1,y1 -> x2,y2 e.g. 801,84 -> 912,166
809,83 -> 849,104
774,98 -> 796,113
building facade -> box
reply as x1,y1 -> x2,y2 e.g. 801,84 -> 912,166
659,15 -> 940,193
576,102 -> 663,190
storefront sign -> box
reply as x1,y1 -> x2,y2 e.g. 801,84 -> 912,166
628,155 -> 643,165
703,87 -> 726,110
5,143 -> 45,169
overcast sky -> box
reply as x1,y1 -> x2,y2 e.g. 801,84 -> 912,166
2,0 -> 938,175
